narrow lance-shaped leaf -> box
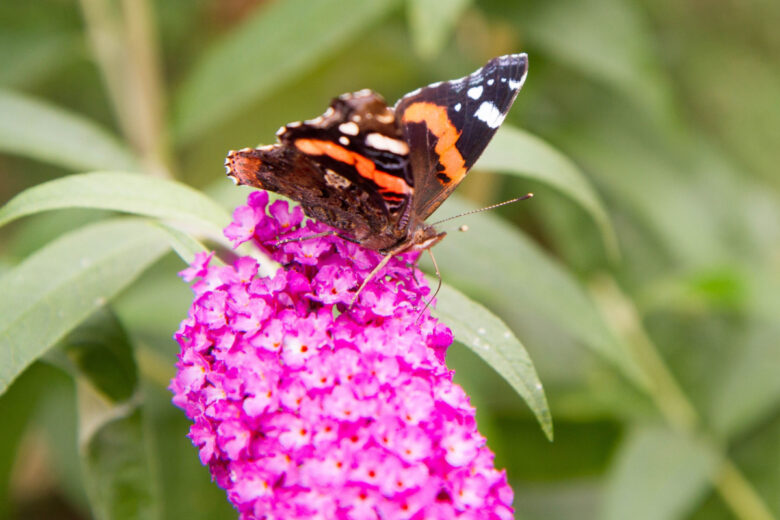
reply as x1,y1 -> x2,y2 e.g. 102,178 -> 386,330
78,384 -> 161,520
0,171 -> 231,245
0,89 -> 140,172
54,308 -> 162,520
603,427 -> 719,520
476,125 -> 618,259
426,195 -> 646,388
0,219 -> 170,395
433,281 -> 553,440
174,0 -> 398,143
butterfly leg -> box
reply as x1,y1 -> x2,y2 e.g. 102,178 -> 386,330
416,248 -> 442,322
349,253 -> 395,308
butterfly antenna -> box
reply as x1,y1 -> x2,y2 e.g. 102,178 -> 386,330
430,193 -> 534,227
274,230 -> 339,246
416,248 -> 442,323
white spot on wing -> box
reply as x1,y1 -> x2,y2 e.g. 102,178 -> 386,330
453,103 -> 462,112
365,132 -> 410,155
376,112 -> 394,124
474,101 -> 505,129
339,122 -> 360,135
487,79 -> 495,86
339,136 -> 349,145
324,169 -> 351,188
467,86 -> 483,99
508,71 -> 527,90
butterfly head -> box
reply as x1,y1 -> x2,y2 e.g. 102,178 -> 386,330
408,224 -> 446,252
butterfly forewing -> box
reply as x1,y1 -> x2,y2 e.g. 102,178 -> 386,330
277,90 -> 414,226
394,53 -> 528,221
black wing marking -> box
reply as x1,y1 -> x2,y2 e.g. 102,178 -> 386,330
394,53 -> 528,221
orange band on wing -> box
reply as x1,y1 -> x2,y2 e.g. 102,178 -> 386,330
294,138 -> 411,195
401,102 -> 466,185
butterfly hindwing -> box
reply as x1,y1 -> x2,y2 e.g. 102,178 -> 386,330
394,53 -> 528,221
225,145 -> 391,244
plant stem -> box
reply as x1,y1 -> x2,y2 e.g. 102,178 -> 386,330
591,275 -> 776,520
78,0 -> 173,178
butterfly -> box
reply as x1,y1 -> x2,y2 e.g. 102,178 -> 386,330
226,54 -> 528,298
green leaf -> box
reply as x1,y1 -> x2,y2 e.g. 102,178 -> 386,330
174,0 -> 398,143
78,384 -> 161,520
0,364 -> 52,517
707,321 -> 780,440
0,219 -> 170,395
153,223 -> 221,266
426,195 -> 645,387
0,171 -> 231,245
63,304 -> 160,520
477,125 -> 618,259
0,31 -> 80,87
0,89 -> 139,172
433,281 -> 553,440
526,0 -> 670,117
603,427 -> 720,520
58,308 -> 138,403
406,0 -> 472,59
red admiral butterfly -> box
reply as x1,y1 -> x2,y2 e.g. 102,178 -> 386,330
226,53 -> 528,291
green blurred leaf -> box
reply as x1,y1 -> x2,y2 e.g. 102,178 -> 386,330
406,0 -> 471,59
0,171 -> 231,245
174,0 -> 398,143
0,89 -> 139,172
707,321 -> 780,440
59,308 -> 138,403
560,106 -> 732,269
0,364 -> 51,517
526,0 -> 670,117
426,195 -> 645,387
477,125 -> 618,258
433,281 -> 553,440
603,427 -> 719,520
0,219 -> 170,396
0,31 -> 80,87
154,223 -> 218,266
78,383 -> 160,520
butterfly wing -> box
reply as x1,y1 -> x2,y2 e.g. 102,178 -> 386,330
277,90 -> 414,233
225,144 -> 392,247
394,53 -> 528,221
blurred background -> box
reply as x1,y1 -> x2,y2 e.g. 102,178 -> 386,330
1,0 -> 779,519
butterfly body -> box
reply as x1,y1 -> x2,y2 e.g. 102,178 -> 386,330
225,53 -> 528,255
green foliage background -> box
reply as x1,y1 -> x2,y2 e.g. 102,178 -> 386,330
1,0 -> 778,519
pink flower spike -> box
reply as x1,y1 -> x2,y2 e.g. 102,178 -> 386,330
170,193 -> 514,518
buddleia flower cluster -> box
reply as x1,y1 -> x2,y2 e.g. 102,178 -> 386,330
170,191 -> 513,519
